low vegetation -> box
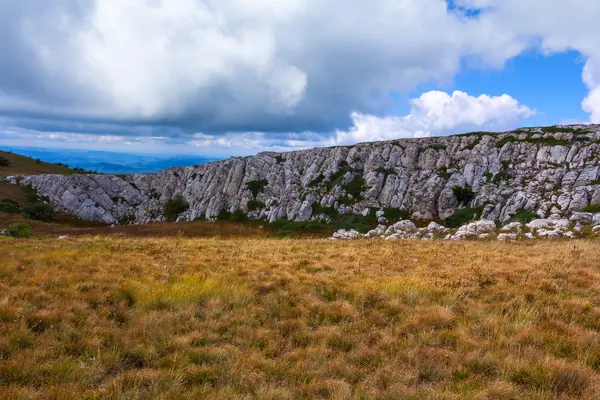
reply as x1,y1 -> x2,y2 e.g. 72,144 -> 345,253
163,195 -> 190,221
452,185 -> 475,206
582,203 -> 600,213
0,150 -> 76,177
1,237 -> 599,398
444,205 -> 486,228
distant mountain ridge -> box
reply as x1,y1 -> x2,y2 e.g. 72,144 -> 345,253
0,147 -> 217,174
6,125 -> 600,227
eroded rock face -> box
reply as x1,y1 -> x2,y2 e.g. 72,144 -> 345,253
9,124 -> 600,224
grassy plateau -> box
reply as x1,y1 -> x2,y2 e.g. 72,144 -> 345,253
1,236 -> 599,399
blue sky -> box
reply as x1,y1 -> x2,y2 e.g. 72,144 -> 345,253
1,1 -> 599,159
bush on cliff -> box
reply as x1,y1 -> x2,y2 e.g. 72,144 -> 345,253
163,195 -> 189,221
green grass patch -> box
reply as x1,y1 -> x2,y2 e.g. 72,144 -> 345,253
0,199 -> 21,213
436,167 -> 452,180
444,205 -> 486,228
510,211 -> 539,223
382,207 -> 410,222
582,204 -> 600,213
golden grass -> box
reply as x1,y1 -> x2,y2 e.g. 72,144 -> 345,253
0,150 -> 75,177
1,237 -> 599,399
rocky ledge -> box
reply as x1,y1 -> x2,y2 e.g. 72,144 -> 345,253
332,212 -> 600,241
5,124 -> 600,227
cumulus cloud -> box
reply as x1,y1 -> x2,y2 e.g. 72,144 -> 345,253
0,0 -> 500,133
0,90 -> 535,156
329,91 -> 535,145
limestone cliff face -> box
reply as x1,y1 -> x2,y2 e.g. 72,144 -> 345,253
12,125 -> 600,224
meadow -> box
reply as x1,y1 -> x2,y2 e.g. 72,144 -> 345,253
1,236 -> 599,399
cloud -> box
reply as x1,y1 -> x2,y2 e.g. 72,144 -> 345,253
0,90 -> 535,156
329,90 -> 535,145
0,0 -> 503,134
461,0 -> 600,122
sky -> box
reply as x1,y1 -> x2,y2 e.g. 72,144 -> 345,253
0,0 -> 599,159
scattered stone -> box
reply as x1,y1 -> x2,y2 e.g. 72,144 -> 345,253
58,235 -> 69,240
497,233 -> 518,241
375,210 -> 385,218
332,229 -> 362,240
570,212 -> 593,226
501,222 -> 523,232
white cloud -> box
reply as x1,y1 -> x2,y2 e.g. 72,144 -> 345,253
462,0 -> 600,122
329,90 -> 535,145
1,90 -> 535,156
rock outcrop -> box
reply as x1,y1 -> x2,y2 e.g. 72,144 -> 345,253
6,124 -> 600,225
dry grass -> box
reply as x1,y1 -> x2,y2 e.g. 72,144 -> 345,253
1,237 -> 600,399
0,150 -> 75,177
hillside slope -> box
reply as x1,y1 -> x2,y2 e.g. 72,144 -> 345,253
7,125 -> 600,225
0,149 -> 76,177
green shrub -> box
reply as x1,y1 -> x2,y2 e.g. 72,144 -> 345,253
216,209 -> 248,222
7,222 -> 32,238
382,208 -> 410,222
309,174 -> 325,187
0,199 -> 21,214
216,209 -> 232,221
343,176 -> 366,200
246,179 -> 268,197
582,203 -> 600,213
229,210 -> 248,222
444,205 -> 486,228
452,185 -> 474,206
0,156 -> 10,167
374,167 -> 396,176
247,199 -> 264,211
423,143 -> 446,151
511,211 -> 539,223
492,170 -> 509,184
436,167 -> 452,180
312,203 -> 339,219
496,136 -> 518,148
163,195 -> 189,221
23,203 -> 55,222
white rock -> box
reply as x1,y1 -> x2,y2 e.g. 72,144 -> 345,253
378,217 -> 388,225
497,233 -> 518,241
537,228 -> 562,239
58,235 -> 69,240
527,219 -> 552,230
332,229 -> 362,240
501,222 -> 523,232
564,231 -> 575,239
427,222 -> 448,233
524,233 -> 535,240
593,225 -> 600,233
570,212 -> 593,225
390,220 -> 418,234
375,210 -> 385,218
553,219 -> 571,230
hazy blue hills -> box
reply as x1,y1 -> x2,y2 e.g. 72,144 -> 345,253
0,147 -> 218,174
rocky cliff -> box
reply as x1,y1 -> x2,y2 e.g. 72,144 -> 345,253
8,125 -> 600,225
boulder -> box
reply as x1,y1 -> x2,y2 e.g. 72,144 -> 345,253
497,233 -> 518,241
501,222 -> 523,232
